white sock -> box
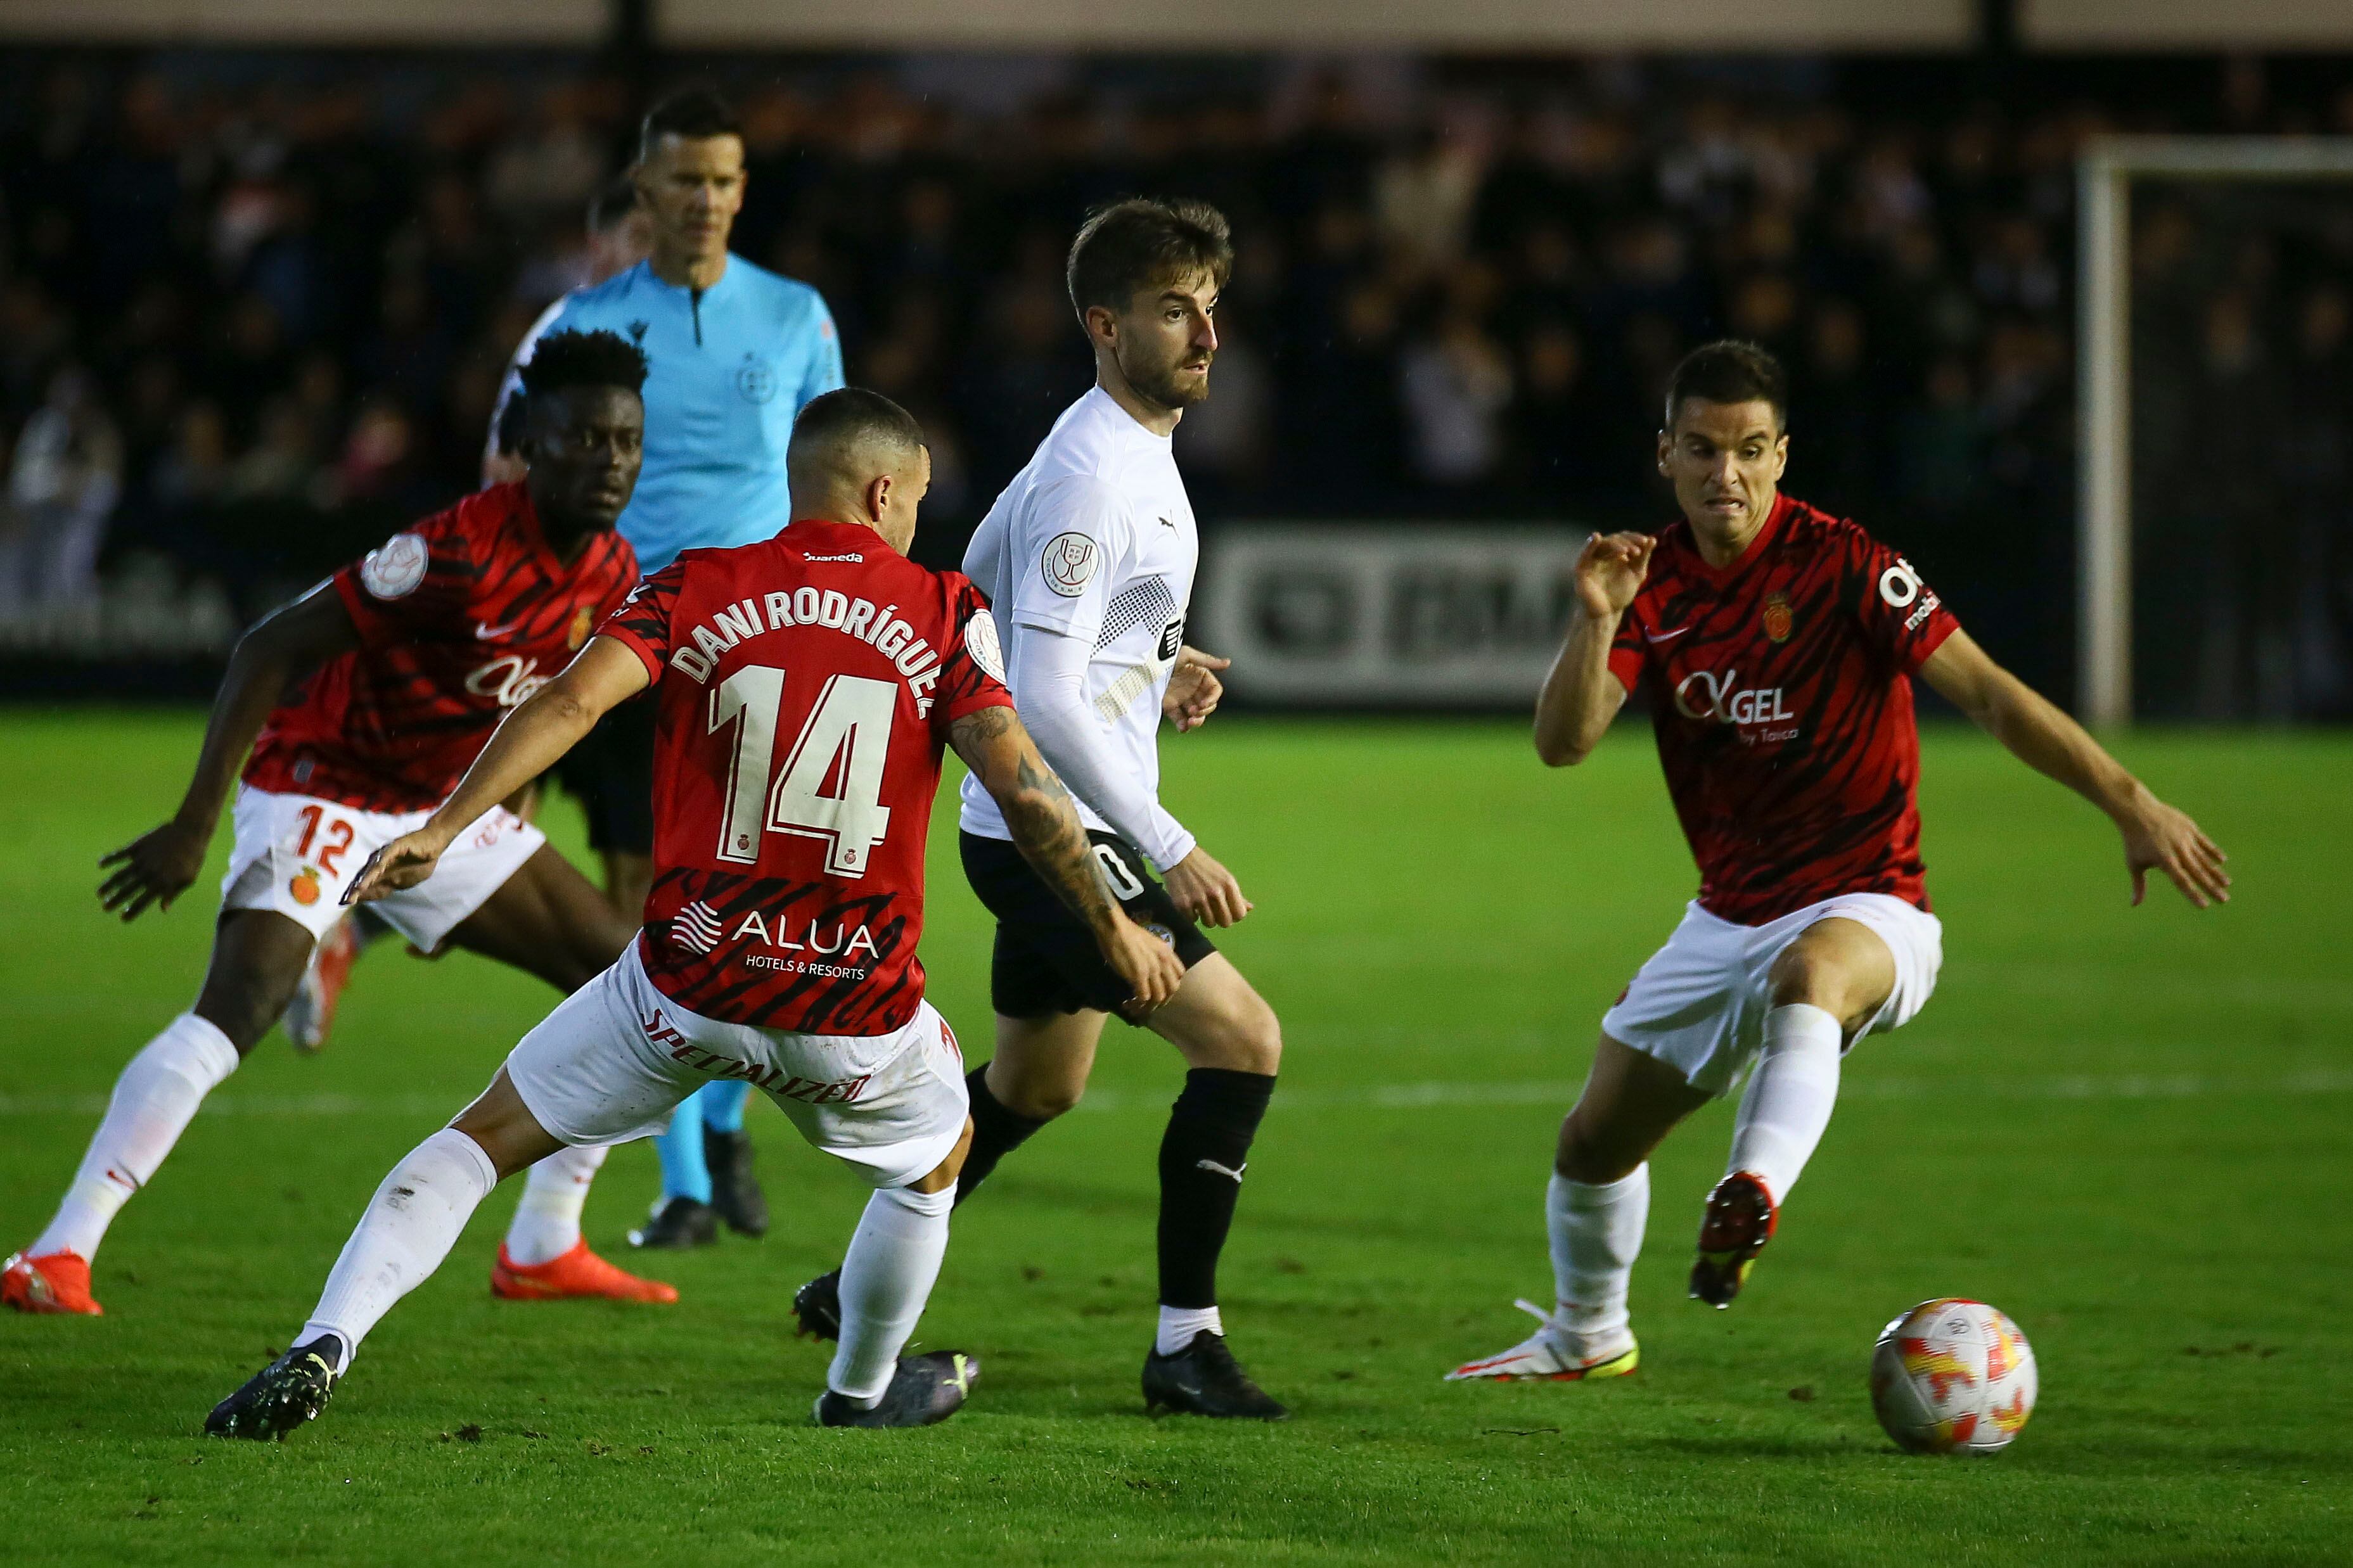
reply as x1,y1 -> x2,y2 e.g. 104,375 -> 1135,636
31,1013 -> 240,1261
1547,1166 -> 1650,1341
1725,1003 -> 1844,1205
297,1128 -> 498,1374
503,1144 -> 608,1266
828,1184 -> 953,1407
1155,1304 -> 1224,1356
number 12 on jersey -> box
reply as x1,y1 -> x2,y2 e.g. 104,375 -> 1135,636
708,666 -> 895,876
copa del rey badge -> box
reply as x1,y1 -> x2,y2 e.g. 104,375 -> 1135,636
359,532 -> 429,600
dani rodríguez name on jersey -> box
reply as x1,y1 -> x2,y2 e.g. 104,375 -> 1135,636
657,580 -> 962,718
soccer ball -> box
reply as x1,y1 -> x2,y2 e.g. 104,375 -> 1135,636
1869,1298 -> 2037,1455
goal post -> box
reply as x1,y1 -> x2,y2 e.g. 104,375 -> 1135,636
2075,135 -> 2353,726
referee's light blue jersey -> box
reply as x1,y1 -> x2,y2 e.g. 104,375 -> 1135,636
503,255 -> 845,573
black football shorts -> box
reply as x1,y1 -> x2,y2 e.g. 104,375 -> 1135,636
554,689 -> 656,857
959,829 -> 1216,1020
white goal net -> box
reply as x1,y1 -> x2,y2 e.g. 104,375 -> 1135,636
2077,136 -> 2353,723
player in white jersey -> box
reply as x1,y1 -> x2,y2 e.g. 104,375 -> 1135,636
792,199 -> 1287,1419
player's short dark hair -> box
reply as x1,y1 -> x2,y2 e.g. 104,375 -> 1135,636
586,173 -> 639,233
518,329 -> 650,404
1066,197 -> 1233,319
788,388 -> 927,480
639,87 -> 741,162
1664,340 -> 1789,432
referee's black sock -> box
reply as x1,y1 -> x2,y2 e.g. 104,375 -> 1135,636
952,1062 -> 1049,1208
1156,1068 -> 1278,1310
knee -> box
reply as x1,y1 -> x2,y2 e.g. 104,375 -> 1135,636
191,988 -> 279,1055
1553,1112 -> 1643,1186
998,1076 -> 1084,1122
1767,943 -> 1841,1012
1189,997 -> 1282,1077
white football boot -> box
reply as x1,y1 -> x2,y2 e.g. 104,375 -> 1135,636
1446,1299 -> 1639,1382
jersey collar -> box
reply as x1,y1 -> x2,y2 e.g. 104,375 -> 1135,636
632,254 -> 735,300
1086,384 -> 1176,449
501,483 -> 577,576
1683,491 -> 1794,588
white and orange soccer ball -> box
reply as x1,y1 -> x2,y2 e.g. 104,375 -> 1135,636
1869,1298 -> 2037,1455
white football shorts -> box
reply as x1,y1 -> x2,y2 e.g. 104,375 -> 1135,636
1601,892 -> 1943,1098
219,785 -> 545,952
504,941 -> 970,1190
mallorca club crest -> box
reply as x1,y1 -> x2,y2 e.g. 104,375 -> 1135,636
1762,590 -> 1794,644
567,604 -> 595,649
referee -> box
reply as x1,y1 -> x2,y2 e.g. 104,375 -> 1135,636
490,87 -> 844,1249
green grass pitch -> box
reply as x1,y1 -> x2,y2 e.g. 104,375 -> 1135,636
3,710 -> 2347,1565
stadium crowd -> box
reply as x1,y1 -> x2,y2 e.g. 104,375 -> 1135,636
1,52 -> 2349,708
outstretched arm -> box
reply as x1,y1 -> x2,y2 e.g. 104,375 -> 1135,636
345,636 -> 649,902
98,582 -> 361,921
950,703 -> 1184,1014
1534,531 -> 1653,766
1921,628 -> 2229,908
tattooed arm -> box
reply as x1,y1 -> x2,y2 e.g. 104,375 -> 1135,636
949,704 -> 1185,1013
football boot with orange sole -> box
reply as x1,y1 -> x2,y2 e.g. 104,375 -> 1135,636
490,1240 -> 677,1303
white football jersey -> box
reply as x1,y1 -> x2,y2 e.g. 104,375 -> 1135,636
958,386 -> 1197,864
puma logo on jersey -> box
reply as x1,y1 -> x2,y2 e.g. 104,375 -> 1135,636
1195,1159 -> 1247,1182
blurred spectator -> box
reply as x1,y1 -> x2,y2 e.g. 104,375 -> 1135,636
2,366 -> 122,613
1400,293 -> 1513,490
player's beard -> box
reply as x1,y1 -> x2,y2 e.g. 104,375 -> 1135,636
1126,346 -> 1214,413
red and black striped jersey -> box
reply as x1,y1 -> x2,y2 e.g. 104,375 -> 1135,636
245,483 -> 637,813
598,518 -> 1014,1036
1608,493 -> 1961,926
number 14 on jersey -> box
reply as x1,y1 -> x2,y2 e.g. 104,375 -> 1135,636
708,666 -> 895,877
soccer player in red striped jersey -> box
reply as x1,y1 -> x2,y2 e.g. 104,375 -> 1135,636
3,331 -> 676,1319
206,390 -> 1180,1437
1449,340 -> 2229,1384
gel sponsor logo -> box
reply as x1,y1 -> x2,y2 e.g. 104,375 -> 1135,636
1672,666 -> 1793,727
465,653 -> 551,708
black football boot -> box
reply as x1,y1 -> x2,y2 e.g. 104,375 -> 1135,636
1142,1330 -> 1289,1420
812,1351 -> 979,1428
627,1195 -> 718,1250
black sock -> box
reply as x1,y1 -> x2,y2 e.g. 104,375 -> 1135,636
952,1062 -> 1049,1207
1156,1068 -> 1277,1311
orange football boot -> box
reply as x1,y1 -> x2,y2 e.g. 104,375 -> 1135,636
284,919 -> 360,1054
491,1240 -> 677,1303
3,1251 -> 103,1315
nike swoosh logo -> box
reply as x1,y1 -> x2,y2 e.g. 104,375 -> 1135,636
1195,1159 -> 1247,1182
1645,627 -> 1691,644
475,620 -> 524,641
